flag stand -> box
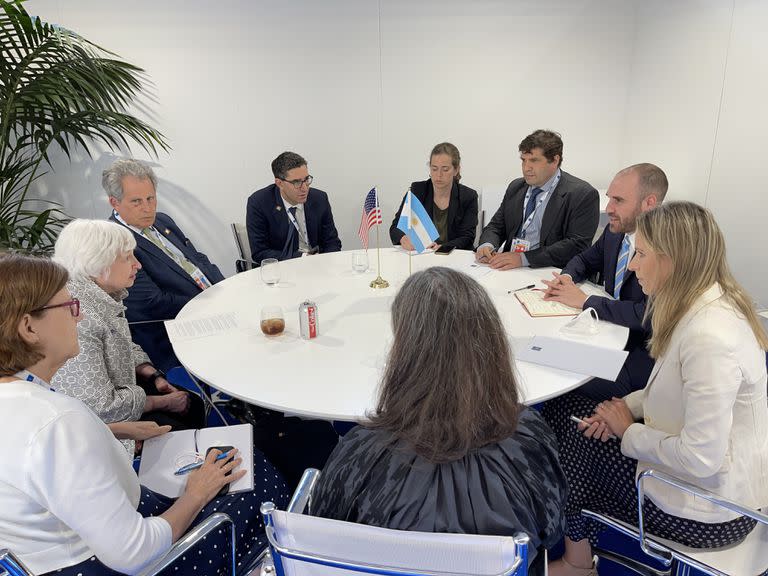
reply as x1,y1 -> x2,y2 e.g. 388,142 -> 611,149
370,187 -> 389,289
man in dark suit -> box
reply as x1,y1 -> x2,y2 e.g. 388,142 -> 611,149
543,163 -> 668,400
104,158 -> 225,372
246,151 -> 341,263
476,130 -> 599,269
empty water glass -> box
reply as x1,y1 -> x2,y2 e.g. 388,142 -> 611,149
261,258 -> 280,286
352,251 -> 368,273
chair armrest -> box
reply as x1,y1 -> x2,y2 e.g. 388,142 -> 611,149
287,468 -> 321,514
636,469 -> 768,563
137,512 -> 236,576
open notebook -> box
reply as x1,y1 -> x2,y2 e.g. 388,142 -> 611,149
138,423 -> 253,498
515,282 -> 613,318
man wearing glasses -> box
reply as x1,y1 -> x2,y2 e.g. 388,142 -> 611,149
246,151 -> 342,263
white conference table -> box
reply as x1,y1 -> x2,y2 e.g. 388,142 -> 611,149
171,248 -> 628,421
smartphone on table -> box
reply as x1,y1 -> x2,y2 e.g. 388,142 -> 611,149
435,245 -> 455,255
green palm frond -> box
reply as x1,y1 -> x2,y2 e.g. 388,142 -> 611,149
0,0 -> 170,253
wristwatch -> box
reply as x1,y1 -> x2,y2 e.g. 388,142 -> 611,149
148,369 -> 166,384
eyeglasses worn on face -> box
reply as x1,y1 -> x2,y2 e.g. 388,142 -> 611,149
31,298 -> 80,318
280,175 -> 313,188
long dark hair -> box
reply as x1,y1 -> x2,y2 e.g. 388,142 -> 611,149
367,267 -> 521,463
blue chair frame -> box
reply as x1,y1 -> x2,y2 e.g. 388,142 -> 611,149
259,468 -> 530,576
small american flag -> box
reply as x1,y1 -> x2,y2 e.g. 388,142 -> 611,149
358,187 -> 382,248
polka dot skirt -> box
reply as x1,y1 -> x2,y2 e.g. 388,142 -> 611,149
46,446 -> 289,576
541,391 -> 757,548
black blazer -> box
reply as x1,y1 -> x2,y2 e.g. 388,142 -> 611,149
246,184 -> 342,263
389,180 -> 479,250
562,226 -> 654,392
110,212 -> 225,371
477,171 -> 599,268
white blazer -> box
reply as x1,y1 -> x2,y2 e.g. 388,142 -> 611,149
622,284 -> 768,523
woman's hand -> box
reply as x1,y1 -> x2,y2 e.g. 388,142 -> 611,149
594,398 -> 634,439
154,377 -> 178,394
399,235 -> 415,251
162,390 -> 191,414
184,449 -> 247,507
108,421 -> 171,441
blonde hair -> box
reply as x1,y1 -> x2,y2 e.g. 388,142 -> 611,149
637,201 -> 768,358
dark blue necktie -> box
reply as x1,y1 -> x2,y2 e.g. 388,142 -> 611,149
524,187 -> 544,221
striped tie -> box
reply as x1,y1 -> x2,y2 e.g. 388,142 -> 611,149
613,235 -> 631,299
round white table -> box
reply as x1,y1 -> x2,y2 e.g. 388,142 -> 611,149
171,248 -> 628,421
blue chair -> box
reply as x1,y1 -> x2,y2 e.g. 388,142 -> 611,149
258,468 -> 531,576
584,469 -> 768,576
1,513 -> 237,576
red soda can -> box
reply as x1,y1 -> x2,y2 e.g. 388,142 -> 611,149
299,300 -> 318,339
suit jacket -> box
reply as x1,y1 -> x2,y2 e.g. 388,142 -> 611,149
562,227 -> 653,392
110,212 -> 225,371
388,180 -> 479,250
622,284 -> 768,522
478,171 -> 599,268
246,184 -> 342,263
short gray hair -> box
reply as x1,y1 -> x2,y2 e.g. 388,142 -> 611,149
102,158 -> 157,200
54,219 -> 136,280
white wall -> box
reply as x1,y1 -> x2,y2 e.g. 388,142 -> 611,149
25,0 -> 768,306
29,0 -> 634,272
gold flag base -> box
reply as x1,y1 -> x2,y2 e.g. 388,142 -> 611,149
370,276 -> 390,289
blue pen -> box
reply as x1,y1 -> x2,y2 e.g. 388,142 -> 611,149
174,450 -> 231,476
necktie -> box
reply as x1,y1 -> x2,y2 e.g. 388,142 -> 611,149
282,207 -> 297,256
524,187 -> 544,221
614,235 -> 632,299
142,227 -> 198,277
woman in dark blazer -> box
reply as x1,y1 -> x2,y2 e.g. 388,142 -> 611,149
389,142 -> 478,250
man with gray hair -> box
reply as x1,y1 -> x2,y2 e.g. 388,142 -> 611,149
543,162 -> 669,400
246,151 -> 341,262
105,158 -> 224,371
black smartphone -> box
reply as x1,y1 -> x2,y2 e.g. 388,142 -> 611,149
206,445 -> 234,497
435,245 -> 455,255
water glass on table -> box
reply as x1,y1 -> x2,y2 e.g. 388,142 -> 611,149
261,258 -> 280,286
352,250 -> 368,273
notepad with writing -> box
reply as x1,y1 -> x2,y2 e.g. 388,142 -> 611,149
138,423 -> 253,498
515,289 -> 581,317
515,282 -> 614,318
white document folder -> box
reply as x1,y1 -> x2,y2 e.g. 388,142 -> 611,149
517,336 -> 629,381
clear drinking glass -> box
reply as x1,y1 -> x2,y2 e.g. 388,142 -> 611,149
260,306 -> 285,336
260,258 -> 280,286
352,250 -> 368,273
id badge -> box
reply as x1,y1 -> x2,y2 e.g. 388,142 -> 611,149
510,238 -> 531,253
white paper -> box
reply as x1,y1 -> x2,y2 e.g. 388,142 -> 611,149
164,312 -> 238,341
138,423 -> 254,498
463,262 -> 492,279
517,335 -> 629,381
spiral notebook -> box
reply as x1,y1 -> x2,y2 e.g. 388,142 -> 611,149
138,423 -> 253,498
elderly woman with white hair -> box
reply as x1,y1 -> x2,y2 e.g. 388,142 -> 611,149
52,219 -> 205,453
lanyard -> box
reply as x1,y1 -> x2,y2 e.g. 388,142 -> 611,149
14,370 -> 56,392
518,192 -> 547,238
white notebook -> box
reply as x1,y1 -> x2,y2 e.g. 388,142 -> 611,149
138,423 -> 253,498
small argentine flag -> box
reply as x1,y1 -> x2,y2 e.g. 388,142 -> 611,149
397,189 -> 439,252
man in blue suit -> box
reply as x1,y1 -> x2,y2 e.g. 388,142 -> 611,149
543,163 -> 668,400
104,158 -> 225,372
246,151 -> 341,263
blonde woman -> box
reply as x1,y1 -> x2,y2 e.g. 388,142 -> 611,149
544,201 -> 768,575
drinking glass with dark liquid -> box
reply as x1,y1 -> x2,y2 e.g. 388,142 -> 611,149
260,306 -> 285,336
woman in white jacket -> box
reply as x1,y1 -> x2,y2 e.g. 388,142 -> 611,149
546,201 -> 768,576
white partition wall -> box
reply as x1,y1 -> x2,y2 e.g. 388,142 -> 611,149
24,0 -> 768,306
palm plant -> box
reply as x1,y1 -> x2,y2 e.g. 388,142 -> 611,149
0,0 -> 169,252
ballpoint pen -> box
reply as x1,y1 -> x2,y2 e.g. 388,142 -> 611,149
174,450 -> 231,476
507,284 -> 536,294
